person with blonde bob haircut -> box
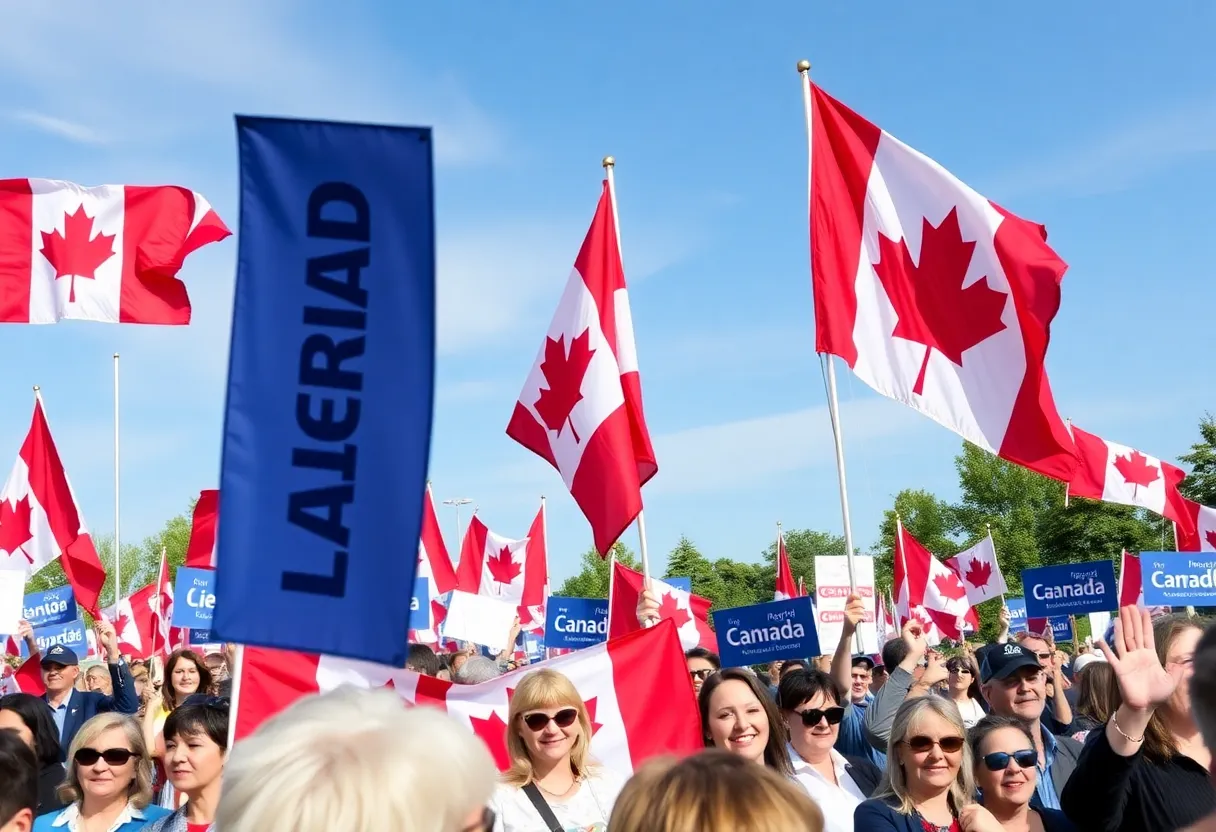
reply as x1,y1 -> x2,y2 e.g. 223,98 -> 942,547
491,668 -> 625,831
215,687 -> 497,832
609,750 -> 824,832
34,712 -> 169,831
854,696 -> 1000,832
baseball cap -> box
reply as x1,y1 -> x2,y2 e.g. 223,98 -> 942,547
41,645 -> 79,667
852,655 -> 876,670
979,643 -> 1040,684
1072,653 -> 1106,674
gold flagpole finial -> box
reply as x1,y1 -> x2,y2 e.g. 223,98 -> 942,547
796,59 -> 811,72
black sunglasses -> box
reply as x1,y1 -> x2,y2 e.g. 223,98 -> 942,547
982,749 -> 1037,771
74,747 -> 136,766
689,668 -> 715,680
903,735 -> 966,753
797,707 -> 845,727
522,709 -> 578,732
946,663 -> 972,675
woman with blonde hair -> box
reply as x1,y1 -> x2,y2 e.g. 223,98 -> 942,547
34,712 -> 170,831
854,696 -> 1000,832
609,749 -> 824,832
490,668 -> 625,831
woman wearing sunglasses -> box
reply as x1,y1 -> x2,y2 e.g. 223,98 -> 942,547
490,668 -> 624,831
968,716 -> 1075,832
142,697 -> 229,832
944,657 -> 987,730
778,669 -> 882,832
34,712 -> 170,831
855,696 -> 1000,832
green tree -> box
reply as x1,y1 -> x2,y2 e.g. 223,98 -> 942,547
1038,499 -> 1164,567
554,543 -> 638,598
1179,414 -> 1216,506
663,536 -> 763,612
874,489 -> 961,595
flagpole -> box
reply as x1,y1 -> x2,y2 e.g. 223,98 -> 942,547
603,154 -> 653,581
987,523 -> 1005,607
799,60 -> 858,594
113,353 -> 121,607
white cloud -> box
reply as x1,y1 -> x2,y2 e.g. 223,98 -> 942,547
8,111 -> 107,145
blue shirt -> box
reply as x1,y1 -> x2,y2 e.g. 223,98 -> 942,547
48,697 -> 68,742
835,694 -> 887,769
1035,724 -> 1062,810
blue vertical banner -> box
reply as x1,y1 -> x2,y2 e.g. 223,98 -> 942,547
215,117 -> 435,665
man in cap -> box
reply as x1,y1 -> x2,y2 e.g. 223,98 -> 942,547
40,619 -> 138,760
979,641 -> 1083,808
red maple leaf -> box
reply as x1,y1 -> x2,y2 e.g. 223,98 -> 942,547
468,710 -> 511,770
1206,530 -> 1216,551
111,610 -> 133,643
873,208 -> 1008,395
533,329 -> 596,443
1113,450 -> 1160,490
0,496 -> 34,564
583,696 -> 604,737
430,599 -> 447,628
932,571 -> 967,602
963,558 -> 992,589
486,546 -> 522,587
657,592 -> 691,630
39,205 -> 116,303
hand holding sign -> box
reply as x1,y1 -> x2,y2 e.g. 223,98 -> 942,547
16,619 -> 32,642
841,593 -> 866,637
1098,605 -> 1176,714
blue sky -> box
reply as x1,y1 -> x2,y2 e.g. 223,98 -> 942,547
1,2 -> 1213,586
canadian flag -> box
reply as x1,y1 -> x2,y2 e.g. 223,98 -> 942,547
807,83 -> 1077,482
517,502 -> 549,636
608,560 -> 716,652
875,590 -> 896,648
0,179 -> 228,324
1174,497 -> 1216,553
0,397 -> 106,615
102,582 -> 159,659
506,180 -> 658,556
149,548 -> 185,656
775,528 -> 800,601
409,484 -> 460,645
0,656 -> 44,696
184,489 -> 218,569
893,519 -> 977,643
1068,426 -> 1189,525
944,533 -> 1007,606
232,619 -> 702,774
455,513 -> 546,615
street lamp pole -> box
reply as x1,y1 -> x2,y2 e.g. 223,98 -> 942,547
442,498 -> 474,556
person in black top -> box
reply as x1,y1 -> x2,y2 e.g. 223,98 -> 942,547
0,729 -> 38,831
1182,615 -> 1216,832
0,692 -> 67,812
1061,607 -> 1216,832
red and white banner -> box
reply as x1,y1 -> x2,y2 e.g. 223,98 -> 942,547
945,534 -> 1007,606
0,179 -> 229,324
1068,426 -> 1189,524
506,181 -> 657,555
608,560 -> 716,652
233,620 -> 701,774
0,398 -> 106,615
184,489 -> 218,569
807,83 -> 1077,482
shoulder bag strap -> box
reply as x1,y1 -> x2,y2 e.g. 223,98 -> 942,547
521,782 -> 564,832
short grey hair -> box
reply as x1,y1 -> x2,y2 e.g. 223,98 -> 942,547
1190,620 -> 1216,751
454,655 -> 501,685
217,687 -> 496,832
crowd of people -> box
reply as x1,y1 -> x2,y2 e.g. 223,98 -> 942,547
2,596 -> 1216,831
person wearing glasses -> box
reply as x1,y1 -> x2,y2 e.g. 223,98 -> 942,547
944,656 -> 986,729
490,668 -> 624,831
685,647 -> 720,698
854,696 -> 999,832
778,668 -> 881,832
143,696 -> 229,832
967,716 -> 1075,832
34,712 -> 170,831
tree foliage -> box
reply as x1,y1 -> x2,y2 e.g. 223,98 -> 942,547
1179,414 -> 1216,507
554,543 -> 638,599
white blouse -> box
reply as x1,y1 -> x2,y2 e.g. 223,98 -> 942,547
490,768 -> 627,832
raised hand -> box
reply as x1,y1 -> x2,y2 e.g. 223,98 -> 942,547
1098,605 -> 1175,712
921,651 -> 949,687
900,618 -> 928,669
636,583 -> 660,628
842,593 -> 866,635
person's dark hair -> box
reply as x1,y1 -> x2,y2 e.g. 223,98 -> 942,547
406,644 -> 441,677
777,669 -> 844,711
0,692 -> 63,767
882,636 -> 910,672
698,669 -> 793,777
778,659 -> 808,679
0,729 -> 37,824
684,647 -> 720,670
967,714 -> 1035,759
164,649 -> 215,712
164,698 -> 230,752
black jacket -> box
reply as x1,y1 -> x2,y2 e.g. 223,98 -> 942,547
36,763 -> 67,813
843,754 -> 882,797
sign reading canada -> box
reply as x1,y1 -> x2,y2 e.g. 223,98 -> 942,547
544,598 -> 609,650
713,597 -> 820,668
1142,553 -> 1216,606
1021,560 -> 1116,618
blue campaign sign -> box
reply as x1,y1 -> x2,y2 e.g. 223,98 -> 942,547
172,567 -> 217,629
545,598 -> 609,650
215,117 -> 435,666
1141,552 -> 1216,606
189,629 -> 215,645
23,586 -> 77,628
408,578 -> 431,631
1022,560 -> 1117,618
666,577 -> 692,593
21,619 -> 87,658
1004,598 -> 1074,642
713,597 -> 820,668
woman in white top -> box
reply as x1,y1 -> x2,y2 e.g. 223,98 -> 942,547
490,669 -> 625,832
943,656 -> 987,729
777,668 -> 881,832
